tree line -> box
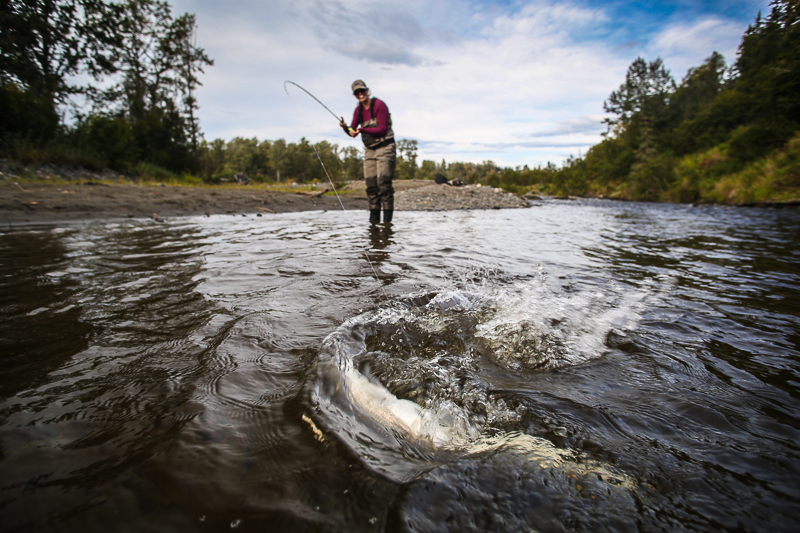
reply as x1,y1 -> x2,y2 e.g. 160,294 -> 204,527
3,0 -> 797,205
193,136 -> 557,189
196,138 -> 426,185
1,0 -> 212,171
524,0 -> 800,203
434,0 -> 799,204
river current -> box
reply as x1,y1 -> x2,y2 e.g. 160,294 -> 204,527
1,199 -> 799,532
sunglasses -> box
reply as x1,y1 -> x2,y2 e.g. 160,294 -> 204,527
354,89 -> 367,95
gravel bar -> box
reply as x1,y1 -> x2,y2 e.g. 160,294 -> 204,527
395,183 -> 529,211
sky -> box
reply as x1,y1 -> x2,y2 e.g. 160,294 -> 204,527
168,0 -> 770,168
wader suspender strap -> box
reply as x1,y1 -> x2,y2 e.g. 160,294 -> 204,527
357,98 -> 378,127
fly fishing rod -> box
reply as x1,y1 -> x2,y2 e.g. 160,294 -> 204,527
284,80 -> 416,357
284,81 -> 356,134
283,79 -> 382,282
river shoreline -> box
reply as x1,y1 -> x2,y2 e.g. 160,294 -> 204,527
0,178 -> 531,224
3,167 -> 795,225
0,181 -> 368,224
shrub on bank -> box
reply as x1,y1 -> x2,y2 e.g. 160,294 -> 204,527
709,132 -> 800,204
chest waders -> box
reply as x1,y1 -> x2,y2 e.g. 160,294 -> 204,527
358,99 -> 396,224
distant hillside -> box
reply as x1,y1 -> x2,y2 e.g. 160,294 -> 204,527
533,0 -> 800,205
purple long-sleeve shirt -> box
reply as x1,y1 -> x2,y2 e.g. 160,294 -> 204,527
350,98 -> 390,137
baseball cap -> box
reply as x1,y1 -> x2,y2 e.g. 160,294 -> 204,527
351,80 -> 368,93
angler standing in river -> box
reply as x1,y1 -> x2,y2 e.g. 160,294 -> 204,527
340,80 -> 396,224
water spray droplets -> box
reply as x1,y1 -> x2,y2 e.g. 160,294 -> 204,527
473,277 -> 659,371
313,272 -> 671,459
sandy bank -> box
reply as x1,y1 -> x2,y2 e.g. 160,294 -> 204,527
0,179 -> 529,225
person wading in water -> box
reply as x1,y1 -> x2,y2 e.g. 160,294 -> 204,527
340,80 -> 396,224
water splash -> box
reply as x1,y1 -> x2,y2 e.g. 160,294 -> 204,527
308,272 -> 666,480
474,277 -> 654,371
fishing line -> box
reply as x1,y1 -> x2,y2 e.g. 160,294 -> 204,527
284,81 -> 416,355
284,81 -> 355,133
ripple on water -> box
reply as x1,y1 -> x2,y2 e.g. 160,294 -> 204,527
2,204 -> 800,531
309,275 -> 658,492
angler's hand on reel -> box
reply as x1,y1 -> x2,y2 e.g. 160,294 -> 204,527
340,119 -> 359,137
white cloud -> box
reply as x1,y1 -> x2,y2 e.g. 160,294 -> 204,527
306,1 -> 435,66
646,17 -> 746,77
527,116 -> 608,138
358,1 -> 627,165
169,0 -> 760,168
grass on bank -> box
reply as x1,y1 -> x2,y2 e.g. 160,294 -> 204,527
5,131 -> 800,206
1,158 -> 362,195
513,130 -> 800,205
664,131 -> 800,205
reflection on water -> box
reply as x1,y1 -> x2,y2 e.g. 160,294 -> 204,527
0,230 -> 94,398
368,223 -> 395,272
0,201 -> 799,532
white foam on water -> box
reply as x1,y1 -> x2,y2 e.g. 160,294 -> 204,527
473,278 -> 651,370
314,307 -> 480,452
310,272 -> 669,480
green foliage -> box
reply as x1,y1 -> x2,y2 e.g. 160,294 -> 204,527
665,88 -> 749,156
210,137 -> 271,178
727,121 -> 792,164
534,0 -> 800,205
195,137 -> 374,186
735,1 -> 800,124
339,146 -> 362,182
396,139 -> 418,179
101,0 -> 213,148
0,0 -> 117,104
665,145 -> 734,203
603,57 -> 675,132
0,82 -> 60,145
670,52 -> 727,123
707,131 -> 800,204
72,115 -> 135,168
419,159 -> 437,179
0,0 -> 212,174
135,161 -> 175,181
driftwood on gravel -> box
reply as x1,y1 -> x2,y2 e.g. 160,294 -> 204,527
294,188 -> 330,198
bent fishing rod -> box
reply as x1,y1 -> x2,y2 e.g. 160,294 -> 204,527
284,80 -> 355,134
283,80 -> 417,356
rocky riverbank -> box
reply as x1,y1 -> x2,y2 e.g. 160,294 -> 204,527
0,169 -> 530,224
395,183 -> 529,211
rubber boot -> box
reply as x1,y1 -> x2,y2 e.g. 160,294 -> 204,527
383,209 -> 393,223
369,209 -> 381,224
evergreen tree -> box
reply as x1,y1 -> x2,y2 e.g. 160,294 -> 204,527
603,57 -> 675,134
0,0 -> 116,104
0,0 -> 117,142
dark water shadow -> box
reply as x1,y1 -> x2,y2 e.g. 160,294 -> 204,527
0,229 -> 95,398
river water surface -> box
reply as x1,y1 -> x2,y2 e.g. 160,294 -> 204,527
1,199 -> 799,532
